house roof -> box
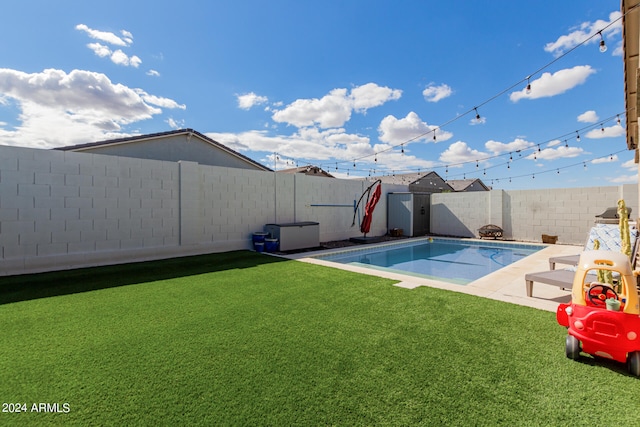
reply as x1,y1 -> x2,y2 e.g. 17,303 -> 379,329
278,166 -> 335,178
361,171 -> 453,191
446,178 -> 490,192
55,128 -> 272,171
623,0 -> 640,153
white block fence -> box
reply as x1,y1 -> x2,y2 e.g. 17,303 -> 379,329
0,143 -> 637,276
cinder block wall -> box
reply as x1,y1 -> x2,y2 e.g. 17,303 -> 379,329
2,143 -> 637,276
431,186 -> 639,244
0,145 -> 400,275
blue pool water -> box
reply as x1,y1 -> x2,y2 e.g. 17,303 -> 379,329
317,238 -> 543,285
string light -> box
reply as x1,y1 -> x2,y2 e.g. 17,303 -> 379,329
599,31 -> 607,53
305,10 -> 632,171
564,140 -> 568,148
617,115 -> 621,125
525,76 -> 532,94
576,131 -> 580,142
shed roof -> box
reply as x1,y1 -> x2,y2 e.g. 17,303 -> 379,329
55,128 -> 271,171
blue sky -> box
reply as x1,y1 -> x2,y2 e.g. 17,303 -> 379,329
0,0 -> 635,189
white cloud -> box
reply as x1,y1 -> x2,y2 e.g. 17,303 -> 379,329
207,128 -> 372,162
526,145 -> 584,160
166,117 -> 185,129
592,154 -> 618,164
510,66 -> 595,102
439,141 -> 489,166
77,24 -> 141,68
469,116 -> 486,126
378,112 -> 452,145
272,88 -> 352,128
237,92 -> 269,110
350,83 -> 401,112
75,24 -> 131,46
584,124 -> 625,139
146,69 -> 160,77
110,50 -> 141,68
578,110 -> 599,123
135,90 -> 186,110
608,173 -> 638,183
485,138 -> 535,154
622,158 -> 637,170
0,68 -> 184,147
547,139 -> 562,147
271,83 -> 401,128
544,11 -> 622,56
422,83 -> 452,103
87,42 -> 111,57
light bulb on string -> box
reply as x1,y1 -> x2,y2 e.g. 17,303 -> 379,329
576,131 -> 580,142
509,152 -> 512,161
599,31 -> 607,53
525,76 -> 531,94
532,174 -> 535,179
564,140 -> 568,148
474,107 -> 481,122
601,124 -> 605,133
537,144 -> 541,152
617,115 -> 621,125
353,160 -> 356,168
401,145 -> 404,154
476,160 -> 478,168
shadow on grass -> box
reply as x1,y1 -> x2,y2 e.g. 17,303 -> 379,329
573,352 -> 635,378
0,251 -> 288,305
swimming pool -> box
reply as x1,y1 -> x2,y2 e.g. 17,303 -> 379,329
316,238 -> 544,284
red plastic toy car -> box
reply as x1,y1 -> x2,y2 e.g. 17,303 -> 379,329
556,250 -> 640,376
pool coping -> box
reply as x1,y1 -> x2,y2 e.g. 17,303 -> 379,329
282,237 -> 582,313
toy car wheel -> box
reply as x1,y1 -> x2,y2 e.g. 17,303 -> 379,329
628,352 -> 640,377
565,335 -> 581,360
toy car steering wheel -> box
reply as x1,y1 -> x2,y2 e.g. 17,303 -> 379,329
587,283 -> 618,307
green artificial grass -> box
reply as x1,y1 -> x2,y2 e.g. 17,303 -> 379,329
1,251 -> 639,426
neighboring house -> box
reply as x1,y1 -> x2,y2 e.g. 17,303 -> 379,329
55,128 -> 271,171
278,166 -> 335,178
446,178 -> 490,192
370,171 -> 453,193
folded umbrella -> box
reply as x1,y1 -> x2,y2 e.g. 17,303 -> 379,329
360,183 -> 381,234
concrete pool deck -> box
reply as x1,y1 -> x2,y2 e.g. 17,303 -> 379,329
287,239 -> 583,313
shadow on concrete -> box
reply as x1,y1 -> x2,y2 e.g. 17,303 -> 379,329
0,250 -> 287,305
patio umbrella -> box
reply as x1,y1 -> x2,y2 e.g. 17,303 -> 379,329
360,182 -> 382,235
618,199 -> 632,259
